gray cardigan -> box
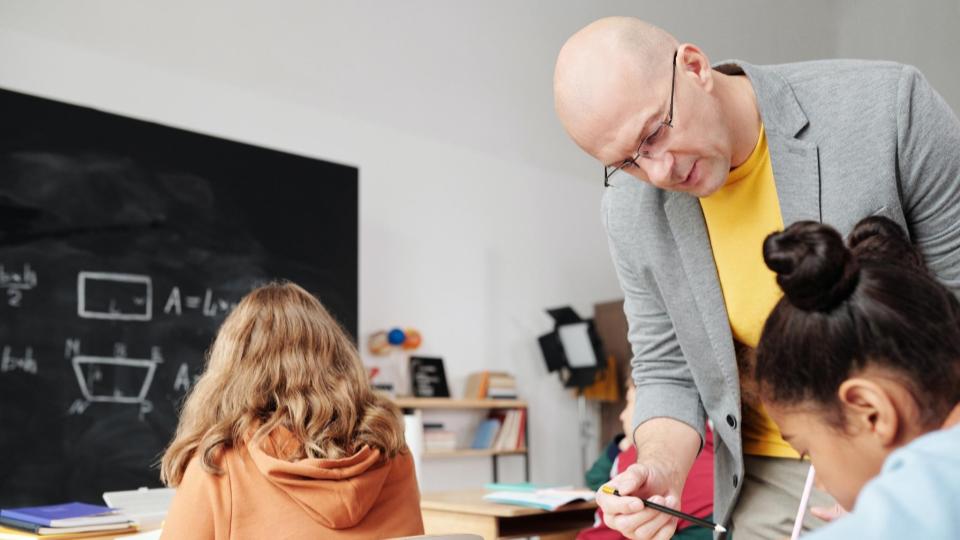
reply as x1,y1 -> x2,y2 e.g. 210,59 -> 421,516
601,59 -> 960,527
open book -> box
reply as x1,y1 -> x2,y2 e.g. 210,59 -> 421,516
482,488 -> 595,511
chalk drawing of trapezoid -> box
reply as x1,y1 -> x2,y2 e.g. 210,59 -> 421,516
71,355 -> 157,404
77,271 -> 152,321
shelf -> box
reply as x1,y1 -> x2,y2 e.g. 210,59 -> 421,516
397,396 -> 531,482
394,397 -> 526,409
423,448 -> 528,459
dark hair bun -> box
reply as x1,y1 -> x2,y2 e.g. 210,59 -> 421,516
847,216 -> 924,271
763,221 -> 859,311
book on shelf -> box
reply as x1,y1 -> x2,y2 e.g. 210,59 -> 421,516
492,409 -> 526,451
515,407 -> 526,449
487,387 -> 518,399
463,371 -> 490,399
487,373 -> 516,389
424,429 -> 457,452
470,409 -> 525,451
471,418 -> 501,449
482,488 -> 595,511
492,410 -> 514,451
464,370 -> 519,399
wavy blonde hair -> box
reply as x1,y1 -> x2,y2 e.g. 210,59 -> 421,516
160,281 -> 405,486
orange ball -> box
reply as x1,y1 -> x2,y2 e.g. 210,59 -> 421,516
402,329 -> 422,350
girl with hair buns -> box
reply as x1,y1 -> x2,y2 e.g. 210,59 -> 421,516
159,281 -> 423,540
754,216 -> 960,539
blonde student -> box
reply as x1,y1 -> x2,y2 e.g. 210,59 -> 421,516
754,217 -> 960,539
159,282 -> 424,540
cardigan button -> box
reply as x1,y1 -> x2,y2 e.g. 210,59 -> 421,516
726,414 -> 737,429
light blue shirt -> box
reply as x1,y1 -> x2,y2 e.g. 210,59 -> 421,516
804,423 -> 960,540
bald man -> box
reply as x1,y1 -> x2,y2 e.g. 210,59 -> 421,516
555,17 -> 960,540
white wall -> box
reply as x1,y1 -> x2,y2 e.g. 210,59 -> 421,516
835,0 -> 960,111
2,0 -> 952,492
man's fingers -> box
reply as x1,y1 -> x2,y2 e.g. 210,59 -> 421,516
613,496 -> 671,539
599,492 -> 645,526
626,501 -> 674,540
626,494 -> 679,540
598,464 -> 655,519
611,463 -> 649,495
598,465 -> 679,538
650,519 -> 679,540
608,503 -> 662,539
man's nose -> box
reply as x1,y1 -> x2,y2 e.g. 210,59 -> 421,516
636,152 -> 675,186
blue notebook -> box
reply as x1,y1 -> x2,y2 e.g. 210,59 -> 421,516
0,502 -> 126,528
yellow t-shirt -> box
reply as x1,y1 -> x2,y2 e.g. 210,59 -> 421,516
699,125 -> 799,458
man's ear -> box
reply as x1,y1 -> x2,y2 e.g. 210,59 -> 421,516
677,43 -> 712,91
837,378 -> 899,448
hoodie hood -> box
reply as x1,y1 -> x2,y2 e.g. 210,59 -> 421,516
246,427 -> 395,529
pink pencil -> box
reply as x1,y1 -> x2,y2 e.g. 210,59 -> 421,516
791,464 -> 816,540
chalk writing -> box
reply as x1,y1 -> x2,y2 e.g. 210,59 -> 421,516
1,345 -> 37,374
0,263 -> 37,307
163,286 -> 237,318
77,271 -> 153,321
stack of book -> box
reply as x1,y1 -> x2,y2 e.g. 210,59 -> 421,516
470,408 -> 526,451
464,370 -> 518,399
423,423 -> 457,452
0,502 -> 135,538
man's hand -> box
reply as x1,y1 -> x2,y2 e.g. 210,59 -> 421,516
597,461 -> 683,540
596,417 -> 699,540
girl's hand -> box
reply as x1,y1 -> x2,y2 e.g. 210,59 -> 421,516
810,503 -> 848,522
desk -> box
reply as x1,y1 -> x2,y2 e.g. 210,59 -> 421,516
75,525 -> 161,540
420,490 -> 596,540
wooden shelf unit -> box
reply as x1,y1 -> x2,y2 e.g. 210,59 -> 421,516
394,397 -> 526,409
423,448 -> 528,459
396,397 -> 529,483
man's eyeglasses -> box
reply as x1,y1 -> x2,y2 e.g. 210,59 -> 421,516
603,50 -> 678,187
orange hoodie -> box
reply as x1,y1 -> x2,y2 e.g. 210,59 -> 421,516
160,428 -> 424,540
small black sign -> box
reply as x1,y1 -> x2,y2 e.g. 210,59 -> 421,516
409,356 -> 450,398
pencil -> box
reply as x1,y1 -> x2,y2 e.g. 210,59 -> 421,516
600,485 -> 727,533
790,465 -> 816,540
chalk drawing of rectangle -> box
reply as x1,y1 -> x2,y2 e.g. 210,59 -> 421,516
77,271 -> 153,321
71,356 -> 157,403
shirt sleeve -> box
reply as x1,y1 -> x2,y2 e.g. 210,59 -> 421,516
160,455 -> 231,540
602,193 -> 707,445
896,64 -> 960,293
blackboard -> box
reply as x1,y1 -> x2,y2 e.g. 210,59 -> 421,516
0,88 -> 358,505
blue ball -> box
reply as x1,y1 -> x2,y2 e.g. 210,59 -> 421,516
387,328 -> 406,345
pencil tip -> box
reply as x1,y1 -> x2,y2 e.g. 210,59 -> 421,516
716,525 -> 727,533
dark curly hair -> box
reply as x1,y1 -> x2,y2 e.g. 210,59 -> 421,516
755,216 -> 960,429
